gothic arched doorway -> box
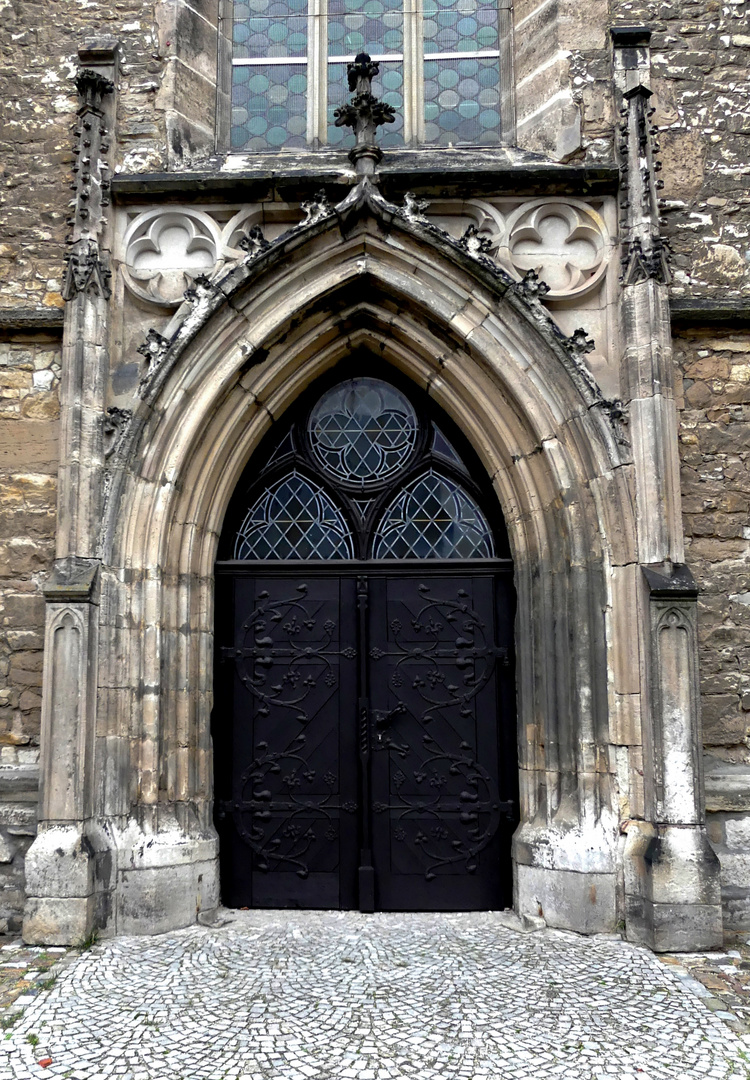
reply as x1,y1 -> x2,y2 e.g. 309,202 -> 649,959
213,363 -> 518,912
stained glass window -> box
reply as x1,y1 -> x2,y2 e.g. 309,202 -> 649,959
373,469 -> 494,558
423,0 -> 501,145
308,378 -> 418,485
234,471 -> 354,559
231,0 -> 309,150
230,0 -> 504,150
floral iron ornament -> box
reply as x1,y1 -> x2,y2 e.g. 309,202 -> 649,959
334,52 -> 396,177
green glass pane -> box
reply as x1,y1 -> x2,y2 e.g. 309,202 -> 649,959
267,125 -> 290,146
479,108 -> 500,128
230,61 -> 307,151
424,56 -> 501,146
437,68 -> 459,88
458,99 -> 479,119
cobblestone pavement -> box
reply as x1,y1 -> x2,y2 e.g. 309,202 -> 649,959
0,913 -> 750,1080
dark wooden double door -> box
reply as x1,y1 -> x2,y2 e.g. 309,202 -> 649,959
214,564 -> 517,911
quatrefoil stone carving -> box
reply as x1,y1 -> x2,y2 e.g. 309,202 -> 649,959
500,199 -> 610,299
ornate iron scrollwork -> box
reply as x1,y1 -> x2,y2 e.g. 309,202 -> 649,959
219,732 -> 357,879
220,583 -> 357,878
369,583 -> 513,881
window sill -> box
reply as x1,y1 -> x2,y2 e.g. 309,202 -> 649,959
111,146 -> 619,203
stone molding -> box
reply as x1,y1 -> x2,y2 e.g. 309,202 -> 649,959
124,183 -> 618,452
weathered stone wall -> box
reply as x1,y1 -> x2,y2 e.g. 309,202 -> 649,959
0,0 -> 164,313
677,327 -> 750,930
677,328 -> 750,761
0,331 -> 60,930
564,1 -> 750,301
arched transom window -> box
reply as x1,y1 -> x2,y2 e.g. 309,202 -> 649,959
229,0 -> 507,151
225,375 -> 502,560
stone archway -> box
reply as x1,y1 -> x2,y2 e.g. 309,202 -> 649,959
23,186 -> 721,949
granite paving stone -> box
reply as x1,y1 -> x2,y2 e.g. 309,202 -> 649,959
0,912 -> 749,1079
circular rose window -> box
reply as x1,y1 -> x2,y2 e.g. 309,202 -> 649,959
307,378 -> 418,485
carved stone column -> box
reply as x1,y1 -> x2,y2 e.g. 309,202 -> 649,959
612,28 -> 722,950
23,41 -> 118,945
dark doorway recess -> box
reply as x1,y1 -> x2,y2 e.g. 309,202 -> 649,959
213,363 -> 518,912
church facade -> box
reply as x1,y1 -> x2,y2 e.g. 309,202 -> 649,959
0,0 -> 748,951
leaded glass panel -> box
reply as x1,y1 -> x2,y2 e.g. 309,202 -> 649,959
373,469 -> 494,558
423,0 -> 501,146
231,0 -> 308,150
308,379 -> 418,485
230,0 -> 503,150
234,471 -> 354,559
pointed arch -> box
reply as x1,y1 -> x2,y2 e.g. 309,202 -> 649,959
95,200 -> 637,934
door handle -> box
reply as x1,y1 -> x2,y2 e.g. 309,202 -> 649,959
373,702 -> 406,741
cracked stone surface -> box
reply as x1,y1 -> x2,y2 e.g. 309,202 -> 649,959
1,911 -> 750,1079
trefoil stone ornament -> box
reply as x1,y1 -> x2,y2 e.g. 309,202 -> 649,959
334,52 -> 396,177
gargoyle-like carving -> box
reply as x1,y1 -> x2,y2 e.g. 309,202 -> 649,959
620,236 -> 671,287
137,328 -> 171,390
61,238 -> 111,300
458,224 -> 494,259
515,268 -> 550,300
594,397 -> 630,448
102,406 -> 132,459
564,328 -> 596,356
75,68 -> 115,103
300,191 -> 333,227
238,224 -> 271,261
401,192 -> 430,224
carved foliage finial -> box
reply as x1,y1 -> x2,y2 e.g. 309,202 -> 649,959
458,224 -> 494,259
238,224 -> 271,260
137,328 -> 171,392
348,52 -> 380,93
401,192 -> 430,224
565,328 -> 596,356
183,274 -> 215,303
333,52 -> 396,160
300,190 -> 333,226
517,268 -> 551,299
